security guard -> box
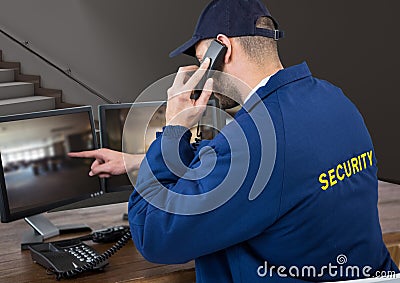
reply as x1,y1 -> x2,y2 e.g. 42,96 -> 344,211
70,0 -> 399,281
128,0 -> 399,281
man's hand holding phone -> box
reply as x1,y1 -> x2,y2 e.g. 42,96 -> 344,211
166,58 -> 213,129
69,58 -> 214,177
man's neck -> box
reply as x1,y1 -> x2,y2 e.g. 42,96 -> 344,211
239,62 -> 283,103
242,63 -> 283,101
248,67 -> 282,89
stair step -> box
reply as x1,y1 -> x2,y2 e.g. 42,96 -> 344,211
0,96 -> 55,116
35,87 -> 62,95
0,61 -> 20,70
0,69 -> 15,83
0,82 -> 34,100
16,74 -> 41,84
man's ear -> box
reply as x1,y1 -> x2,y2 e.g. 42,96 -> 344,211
216,34 -> 232,64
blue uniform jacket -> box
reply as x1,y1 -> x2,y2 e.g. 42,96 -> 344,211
128,63 -> 399,282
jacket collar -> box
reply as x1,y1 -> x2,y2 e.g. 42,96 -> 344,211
235,62 -> 312,118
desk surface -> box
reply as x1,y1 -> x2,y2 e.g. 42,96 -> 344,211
0,203 -> 195,283
0,181 -> 399,283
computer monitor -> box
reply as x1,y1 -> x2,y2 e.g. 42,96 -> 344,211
99,102 -> 168,193
0,107 -> 102,246
99,100 -> 224,193
99,103 -> 141,193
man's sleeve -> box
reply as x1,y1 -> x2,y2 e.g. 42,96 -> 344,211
128,123 -> 281,264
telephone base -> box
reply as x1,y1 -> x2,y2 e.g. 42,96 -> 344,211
21,215 -> 92,250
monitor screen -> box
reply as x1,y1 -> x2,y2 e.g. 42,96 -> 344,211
99,101 -> 223,192
0,107 -> 102,222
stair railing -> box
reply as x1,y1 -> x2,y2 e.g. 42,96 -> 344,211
0,28 -> 114,104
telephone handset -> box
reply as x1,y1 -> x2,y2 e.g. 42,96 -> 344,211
190,40 -> 227,147
191,39 -> 227,100
28,226 -> 131,280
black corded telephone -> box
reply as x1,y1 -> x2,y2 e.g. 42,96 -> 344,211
28,226 -> 131,280
191,39 -> 227,100
192,39 -> 227,147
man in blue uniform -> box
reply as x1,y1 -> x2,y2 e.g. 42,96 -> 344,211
70,0 -> 399,281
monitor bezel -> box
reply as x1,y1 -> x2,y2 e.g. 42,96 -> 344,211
0,106 -> 102,223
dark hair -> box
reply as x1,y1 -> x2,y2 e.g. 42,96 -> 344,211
234,17 -> 279,66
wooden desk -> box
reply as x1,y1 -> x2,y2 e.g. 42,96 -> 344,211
378,181 -> 400,234
0,203 -> 195,283
0,181 -> 398,282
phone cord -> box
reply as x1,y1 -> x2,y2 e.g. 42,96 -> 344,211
194,122 -> 203,149
56,231 -> 132,280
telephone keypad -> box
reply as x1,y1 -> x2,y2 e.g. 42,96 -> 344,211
63,244 -> 99,263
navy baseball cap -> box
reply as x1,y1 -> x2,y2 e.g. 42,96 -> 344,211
169,0 -> 284,58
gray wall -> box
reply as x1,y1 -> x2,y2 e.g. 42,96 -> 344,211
1,0 -> 400,182
0,0 -> 210,105
267,1 -> 400,183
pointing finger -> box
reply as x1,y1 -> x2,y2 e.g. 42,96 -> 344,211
68,150 -> 104,160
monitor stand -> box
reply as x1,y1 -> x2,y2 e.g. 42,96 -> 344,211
21,214 -> 92,250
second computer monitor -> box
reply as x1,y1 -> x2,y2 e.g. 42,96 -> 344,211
99,102 -> 165,192
99,101 -> 223,193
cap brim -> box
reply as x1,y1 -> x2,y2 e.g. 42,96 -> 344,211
169,36 -> 200,58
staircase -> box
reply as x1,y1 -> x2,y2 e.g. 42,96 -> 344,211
0,50 -> 76,116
